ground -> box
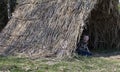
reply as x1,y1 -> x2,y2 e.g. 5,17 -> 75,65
0,52 -> 120,72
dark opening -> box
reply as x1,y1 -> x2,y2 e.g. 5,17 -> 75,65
76,25 -> 92,56
0,0 -> 17,32
0,1 -> 8,31
76,0 -> 120,55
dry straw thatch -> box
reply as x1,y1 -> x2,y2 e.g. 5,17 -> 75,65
0,0 -> 119,58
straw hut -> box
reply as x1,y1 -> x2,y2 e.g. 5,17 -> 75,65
0,0 -> 119,58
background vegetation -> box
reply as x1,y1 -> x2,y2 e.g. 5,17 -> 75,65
0,0 -> 17,31
119,3 -> 120,11
0,1 -> 8,31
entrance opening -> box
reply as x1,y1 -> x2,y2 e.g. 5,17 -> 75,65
76,25 -> 92,56
76,0 -> 120,56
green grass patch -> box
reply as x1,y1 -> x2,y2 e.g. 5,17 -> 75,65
0,56 -> 120,72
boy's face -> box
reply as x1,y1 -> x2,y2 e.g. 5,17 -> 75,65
83,35 -> 89,43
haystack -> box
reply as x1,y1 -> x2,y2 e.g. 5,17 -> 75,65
0,0 -> 119,58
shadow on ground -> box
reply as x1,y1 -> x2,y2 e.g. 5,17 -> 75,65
92,49 -> 120,59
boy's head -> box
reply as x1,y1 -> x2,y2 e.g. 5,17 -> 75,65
83,35 -> 89,43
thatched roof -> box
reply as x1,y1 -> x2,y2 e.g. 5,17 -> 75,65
0,0 -> 119,58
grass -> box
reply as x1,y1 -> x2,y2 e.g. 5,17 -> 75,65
0,56 -> 120,72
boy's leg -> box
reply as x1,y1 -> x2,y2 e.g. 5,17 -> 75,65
79,50 -> 92,56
